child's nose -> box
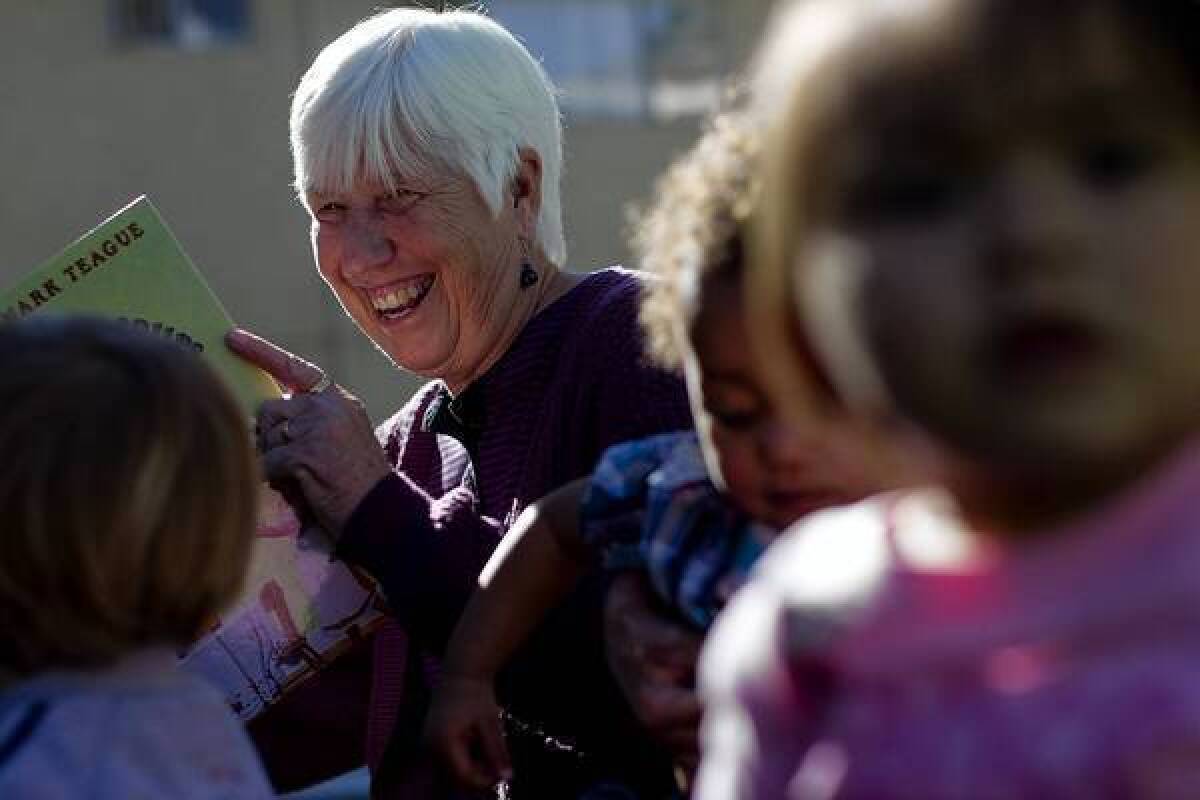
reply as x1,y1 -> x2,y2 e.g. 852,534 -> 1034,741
341,214 -> 395,278
757,419 -> 810,467
981,155 -> 1085,282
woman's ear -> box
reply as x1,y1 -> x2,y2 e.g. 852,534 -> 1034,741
512,147 -> 543,238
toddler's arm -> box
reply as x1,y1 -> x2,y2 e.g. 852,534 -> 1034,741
424,477 -> 592,789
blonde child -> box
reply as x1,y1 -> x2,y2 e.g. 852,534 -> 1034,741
697,0 -> 1200,796
0,317 -> 272,798
423,109 -> 889,794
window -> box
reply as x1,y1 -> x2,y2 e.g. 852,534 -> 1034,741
488,0 -> 727,120
112,0 -> 250,49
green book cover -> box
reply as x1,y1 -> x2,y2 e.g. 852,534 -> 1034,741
1,195 -> 278,415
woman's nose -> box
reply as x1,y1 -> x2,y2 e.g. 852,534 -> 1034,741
340,214 -> 395,277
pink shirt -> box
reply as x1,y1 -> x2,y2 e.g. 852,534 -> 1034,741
698,440 -> 1200,799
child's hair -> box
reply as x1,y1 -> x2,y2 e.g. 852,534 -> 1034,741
748,0 -> 1200,417
0,316 -> 258,678
634,107 -> 759,369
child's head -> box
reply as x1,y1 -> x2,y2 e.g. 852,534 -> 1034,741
638,110 -> 881,530
754,0 -> 1200,529
0,316 -> 258,678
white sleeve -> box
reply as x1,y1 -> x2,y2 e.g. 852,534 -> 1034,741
692,501 -> 893,800
693,578 -> 809,800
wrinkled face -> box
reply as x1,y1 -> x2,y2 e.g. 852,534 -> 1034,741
684,276 -> 879,530
801,9 -> 1200,524
305,169 -> 523,389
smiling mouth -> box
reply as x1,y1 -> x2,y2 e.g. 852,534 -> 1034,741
369,275 -> 435,321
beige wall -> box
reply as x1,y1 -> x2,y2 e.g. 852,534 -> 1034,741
0,0 -> 771,420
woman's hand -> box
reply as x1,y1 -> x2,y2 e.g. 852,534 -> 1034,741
424,674 -> 512,791
226,328 -> 393,538
603,571 -> 704,769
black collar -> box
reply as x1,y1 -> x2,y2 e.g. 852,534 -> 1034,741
421,382 -> 487,455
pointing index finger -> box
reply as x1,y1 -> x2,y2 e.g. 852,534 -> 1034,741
225,328 -> 325,393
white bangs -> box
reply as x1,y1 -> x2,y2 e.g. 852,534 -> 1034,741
292,24 -> 445,197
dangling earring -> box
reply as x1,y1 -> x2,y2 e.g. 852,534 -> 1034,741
519,237 -> 539,290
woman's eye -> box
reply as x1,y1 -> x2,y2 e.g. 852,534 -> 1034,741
314,203 -> 345,223
1077,137 -> 1157,190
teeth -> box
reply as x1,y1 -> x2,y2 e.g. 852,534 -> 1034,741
370,277 -> 432,313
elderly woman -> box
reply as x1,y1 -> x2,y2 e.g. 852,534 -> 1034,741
227,8 -> 691,798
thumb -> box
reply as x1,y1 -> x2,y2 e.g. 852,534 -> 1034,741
477,715 -> 512,784
443,726 -> 502,792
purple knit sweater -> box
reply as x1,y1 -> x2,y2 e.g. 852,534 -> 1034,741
338,268 -> 691,795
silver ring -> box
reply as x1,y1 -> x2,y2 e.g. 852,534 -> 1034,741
306,373 -> 332,394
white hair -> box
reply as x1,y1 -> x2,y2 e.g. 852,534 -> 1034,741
291,8 -> 566,267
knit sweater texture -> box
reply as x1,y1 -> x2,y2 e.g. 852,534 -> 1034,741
340,268 -> 691,797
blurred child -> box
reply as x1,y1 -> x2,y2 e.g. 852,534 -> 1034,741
0,317 -> 272,798
697,0 -> 1200,796
422,109 -> 890,794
